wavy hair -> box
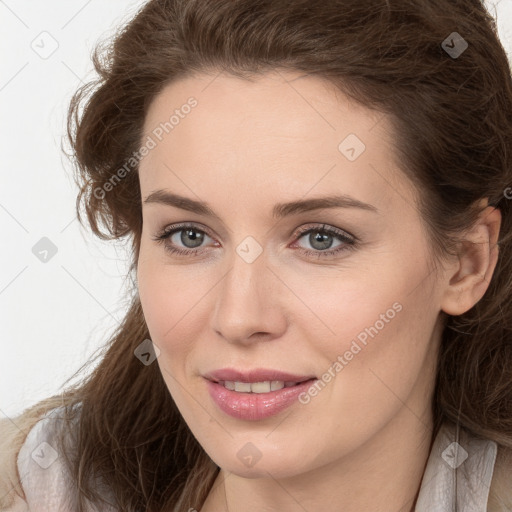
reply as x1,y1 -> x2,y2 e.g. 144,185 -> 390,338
5,0 -> 512,510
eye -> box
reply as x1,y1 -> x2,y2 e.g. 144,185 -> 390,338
152,222 -> 357,259
151,223 -> 216,257
291,223 -> 357,259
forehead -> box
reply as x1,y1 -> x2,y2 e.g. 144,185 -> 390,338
139,70 -> 418,215
143,69 -> 383,147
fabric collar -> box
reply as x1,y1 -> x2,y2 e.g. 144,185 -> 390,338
415,421 -> 497,511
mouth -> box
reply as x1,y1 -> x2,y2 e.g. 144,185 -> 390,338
213,378 -> 315,393
205,375 -> 319,421
203,368 -> 317,393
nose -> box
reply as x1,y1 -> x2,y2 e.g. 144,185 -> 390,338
211,248 -> 287,345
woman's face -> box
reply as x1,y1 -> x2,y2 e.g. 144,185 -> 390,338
136,69 -> 448,478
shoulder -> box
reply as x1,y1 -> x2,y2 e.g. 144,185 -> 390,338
488,443 -> 512,512
0,407 -> 46,510
0,405 -> 78,511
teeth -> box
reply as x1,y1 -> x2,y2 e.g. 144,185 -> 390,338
222,380 -> 298,393
234,382 -> 252,392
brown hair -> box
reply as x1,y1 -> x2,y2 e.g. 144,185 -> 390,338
7,0 -> 512,510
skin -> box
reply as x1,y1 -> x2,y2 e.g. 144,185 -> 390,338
135,69 -> 501,512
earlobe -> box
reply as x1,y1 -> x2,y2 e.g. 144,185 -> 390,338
441,205 -> 501,316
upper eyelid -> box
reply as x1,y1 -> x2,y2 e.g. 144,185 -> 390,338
295,223 -> 355,239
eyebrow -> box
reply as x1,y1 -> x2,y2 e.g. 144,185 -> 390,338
143,190 -> 379,219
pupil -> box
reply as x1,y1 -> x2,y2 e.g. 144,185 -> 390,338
311,231 -> 332,250
182,229 -> 204,248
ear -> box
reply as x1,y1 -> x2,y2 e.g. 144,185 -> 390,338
441,202 -> 501,316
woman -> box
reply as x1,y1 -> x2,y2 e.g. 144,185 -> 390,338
1,0 -> 512,510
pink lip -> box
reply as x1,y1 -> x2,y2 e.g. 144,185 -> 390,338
203,368 -> 316,383
206,379 -> 317,420
203,368 -> 318,421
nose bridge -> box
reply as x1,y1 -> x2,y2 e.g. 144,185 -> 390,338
212,241 -> 285,343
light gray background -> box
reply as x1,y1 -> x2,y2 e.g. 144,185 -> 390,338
1,0 -> 511,419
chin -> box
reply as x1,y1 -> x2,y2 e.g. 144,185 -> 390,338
208,442 -> 313,480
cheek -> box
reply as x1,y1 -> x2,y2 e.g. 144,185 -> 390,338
324,302 -> 437,445
306,272 -> 439,441
138,239 -> 196,332
136,262 -> 223,431
136,255 -> 214,372
316,237 -> 439,364
137,265 -> 196,405
288,247 -> 439,397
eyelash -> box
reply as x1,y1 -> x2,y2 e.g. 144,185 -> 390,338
151,222 -> 357,259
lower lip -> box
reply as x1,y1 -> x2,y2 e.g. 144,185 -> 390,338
205,378 -> 318,421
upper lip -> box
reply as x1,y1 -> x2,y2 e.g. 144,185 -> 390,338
203,368 -> 317,383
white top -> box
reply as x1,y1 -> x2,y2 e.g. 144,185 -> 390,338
6,407 -> 498,511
